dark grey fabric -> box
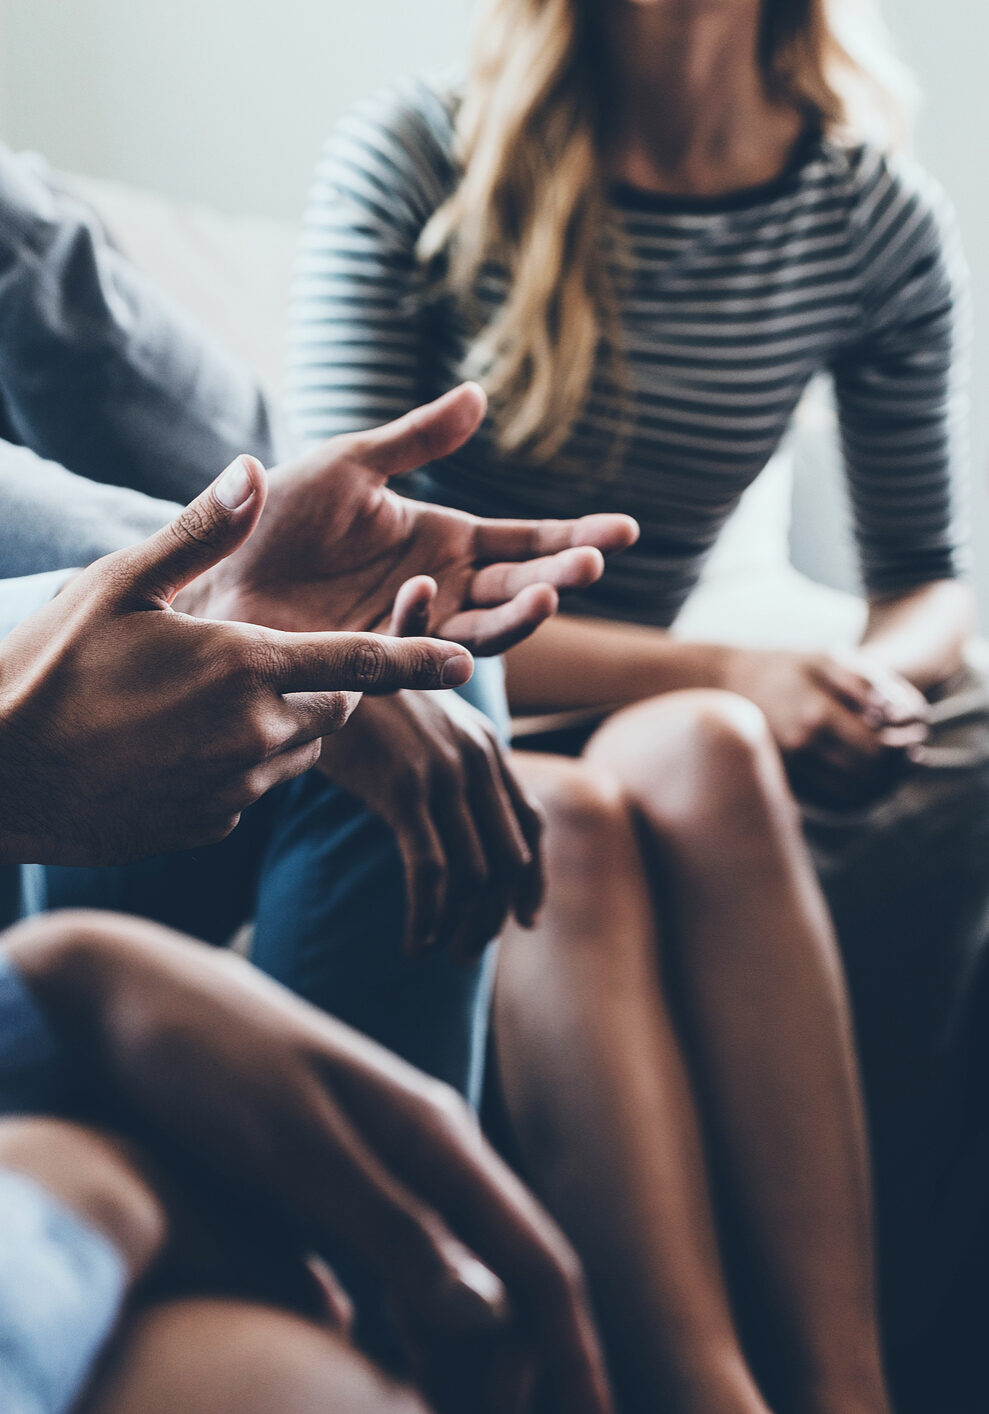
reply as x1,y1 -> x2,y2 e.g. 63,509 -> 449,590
0,145 -> 277,587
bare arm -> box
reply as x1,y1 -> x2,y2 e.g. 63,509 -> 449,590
859,579 -> 975,691
506,614 -> 730,715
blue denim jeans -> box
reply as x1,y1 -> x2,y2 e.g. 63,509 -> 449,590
32,661 -> 510,1106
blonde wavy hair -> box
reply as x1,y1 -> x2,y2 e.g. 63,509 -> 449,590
418,0 -> 916,465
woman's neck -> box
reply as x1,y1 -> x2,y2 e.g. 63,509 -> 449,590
605,2 -> 805,196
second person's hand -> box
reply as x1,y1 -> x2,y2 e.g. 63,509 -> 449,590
0,458 -> 473,866
318,690 -> 544,957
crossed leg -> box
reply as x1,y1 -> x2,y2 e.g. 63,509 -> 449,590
495,690 -> 891,1414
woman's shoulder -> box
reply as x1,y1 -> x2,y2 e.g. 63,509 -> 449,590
316,75 -> 462,234
815,138 -> 958,270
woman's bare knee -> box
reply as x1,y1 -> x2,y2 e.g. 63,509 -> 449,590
0,1117 -> 166,1278
82,1298 -> 431,1414
513,750 -> 632,874
586,690 -> 796,838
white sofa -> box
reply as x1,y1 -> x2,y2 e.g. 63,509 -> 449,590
70,169 -> 868,652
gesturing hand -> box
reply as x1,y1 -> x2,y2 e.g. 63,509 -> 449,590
319,691 -> 543,956
9,911 -> 615,1414
722,647 -> 929,807
0,458 -> 473,866
174,384 -> 639,654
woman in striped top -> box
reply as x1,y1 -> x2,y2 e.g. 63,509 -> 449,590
288,2 -> 987,1411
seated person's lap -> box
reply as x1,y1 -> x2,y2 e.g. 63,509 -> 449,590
33,661 -> 510,1104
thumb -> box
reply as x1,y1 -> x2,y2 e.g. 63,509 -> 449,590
120,455 -> 267,603
355,383 -> 487,480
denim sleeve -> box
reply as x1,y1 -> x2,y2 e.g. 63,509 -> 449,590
0,953 -> 69,1117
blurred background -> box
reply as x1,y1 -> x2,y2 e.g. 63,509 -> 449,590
0,0 -> 985,617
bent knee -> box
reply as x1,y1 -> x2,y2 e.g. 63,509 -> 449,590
0,1118 -> 166,1278
587,691 -> 793,835
515,753 -> 631,862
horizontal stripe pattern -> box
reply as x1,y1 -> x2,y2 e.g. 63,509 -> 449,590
286,78 -> 970,628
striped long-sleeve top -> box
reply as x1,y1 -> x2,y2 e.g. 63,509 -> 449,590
286,78 -> 970,628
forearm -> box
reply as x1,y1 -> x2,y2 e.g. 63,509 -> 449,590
505,613 -> 731,713
0,441 -> 179,578
860,579 -> 975,692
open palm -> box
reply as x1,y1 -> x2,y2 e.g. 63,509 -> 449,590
177,385 -> 638,655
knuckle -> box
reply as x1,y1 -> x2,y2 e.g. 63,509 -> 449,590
345,635 -> 389,689
320,692 -> 354,735
395,766 -> 426,805
171,499 -> 221,553
422,1080 -> 476,1140
193,811 -> 242,847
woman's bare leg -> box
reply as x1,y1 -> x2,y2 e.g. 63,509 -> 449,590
583,691 -> 890,1414
495,753 -> 771,1414
80,1297 -> 431,1414
497,692 -> 891,1414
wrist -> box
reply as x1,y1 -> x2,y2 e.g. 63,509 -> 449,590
704,643 -> 753,695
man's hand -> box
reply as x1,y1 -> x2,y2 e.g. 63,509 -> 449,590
319,692 -> 543,957
8,911 -> 615,1414
722,647 -> 930,807
174,384 -> 639,655
0,459 -> 473,866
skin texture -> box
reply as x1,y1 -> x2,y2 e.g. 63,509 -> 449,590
171,380 -> 635,931
488,3 -> 973,1413
173,383 -> 638,655
0,457 -> 473,867
317,691 -> 545,957
0,383 -> 637,869
5,910 -> 614,1414
499,710 -> 890,1414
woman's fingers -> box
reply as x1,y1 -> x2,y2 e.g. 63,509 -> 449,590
817,655 -> 929,728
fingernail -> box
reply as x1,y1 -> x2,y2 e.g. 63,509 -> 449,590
437,1259 -> 511,1330
215,457 -> 254,509
908,744 -> 927,764
441,652 -> 473,687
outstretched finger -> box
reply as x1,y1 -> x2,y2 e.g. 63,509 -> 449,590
469,547 -> 605,606
439,584 -> 560,657
265,631 -> 474,694
473,512 -> 639,563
